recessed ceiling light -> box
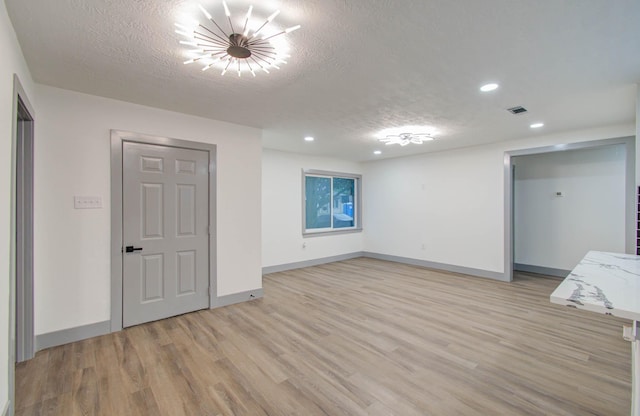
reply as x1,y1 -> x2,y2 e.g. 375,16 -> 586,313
530,123 -> 544,129
480,83 -> 499,92
373,150 -> 382,155
304,136 -> 314,142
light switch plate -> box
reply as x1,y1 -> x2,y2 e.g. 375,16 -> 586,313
74,196 -> 102,209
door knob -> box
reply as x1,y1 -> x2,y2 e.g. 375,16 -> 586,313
125,246 -> 143,253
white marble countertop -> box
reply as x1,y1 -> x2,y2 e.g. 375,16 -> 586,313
550,251 -> 640,321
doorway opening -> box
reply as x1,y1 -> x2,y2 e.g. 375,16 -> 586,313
504,136 -> 635,282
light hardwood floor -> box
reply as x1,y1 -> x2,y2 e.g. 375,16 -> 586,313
16,258 -> 631,415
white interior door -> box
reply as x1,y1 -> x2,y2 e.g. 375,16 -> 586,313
122,142 -> 209,327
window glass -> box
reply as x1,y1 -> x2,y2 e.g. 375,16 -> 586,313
305,176 -> 331,229
332,177 -> 355,228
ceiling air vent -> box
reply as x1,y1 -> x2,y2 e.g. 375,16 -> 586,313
507,106 -> 528,115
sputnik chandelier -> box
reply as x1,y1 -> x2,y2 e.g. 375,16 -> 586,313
175,2 -> 300,77
379,133 -> 435,146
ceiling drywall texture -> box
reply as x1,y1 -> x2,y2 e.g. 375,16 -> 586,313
6,0 -> 640,161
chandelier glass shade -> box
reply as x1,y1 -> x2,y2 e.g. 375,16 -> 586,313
378,133 -> 435,146
176,2 -> 300,77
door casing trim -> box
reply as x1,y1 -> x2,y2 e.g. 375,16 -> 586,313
9,74 -> 35,415
110,130 -> 217,331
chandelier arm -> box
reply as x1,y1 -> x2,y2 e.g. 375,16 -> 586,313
194,39 -> 227,50
250,47 -> 277,52
247,43 -> 275,49
241,5 -> 252,36
194,41 -> 224,49
207,18 -> 230,39
251,50 -> 277,62
198,19 -> 228,42
251,48 -> 277,56
251,53 -> 275,66
246,37 -> 275,46
190,53 -> 214,63
242,18 -> 249,36
248,48 -> 276,53
252,51 -> 277,58
249,56 -> 267,71
247,40 -> 276,48
227,17 -> 236,36
196,29 -> 229,47
194,29 -> 229,45
203,53 -> 228,71
221,58 -> 233,75
249,19 -> 271,39
258,30 -> 287,43
201,50 -> 228,58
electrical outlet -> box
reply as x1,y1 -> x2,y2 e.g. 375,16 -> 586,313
74,196 -> 102,209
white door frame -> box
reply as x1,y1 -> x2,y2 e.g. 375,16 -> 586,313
110,130 -> 217,331
503,136 -> 635,282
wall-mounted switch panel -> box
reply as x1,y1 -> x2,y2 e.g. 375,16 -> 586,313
74,196 -> 102,209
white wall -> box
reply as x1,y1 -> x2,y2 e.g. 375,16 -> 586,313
363,124 -> 635,276
0,1 -> 36,412
262,149 -> 364,268
513,145 -> 626,271
34,85 -> 262,336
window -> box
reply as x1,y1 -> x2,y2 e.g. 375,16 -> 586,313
303,170 -> 361,235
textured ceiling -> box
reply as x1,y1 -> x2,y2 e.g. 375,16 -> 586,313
5,0 -> 640,161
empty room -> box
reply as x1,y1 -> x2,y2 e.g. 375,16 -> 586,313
2,0 -> 640,415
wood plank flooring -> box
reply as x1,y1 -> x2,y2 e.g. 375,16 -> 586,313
16,258 -> 631,415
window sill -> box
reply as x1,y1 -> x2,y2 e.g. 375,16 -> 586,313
303,227 -> 363,238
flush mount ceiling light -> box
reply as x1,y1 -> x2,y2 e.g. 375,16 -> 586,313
530,122 -> 545,128
379,133 -> 435,146
176,2 -> 300,77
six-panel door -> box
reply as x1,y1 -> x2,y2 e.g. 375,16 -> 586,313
122,142 -> 209,327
